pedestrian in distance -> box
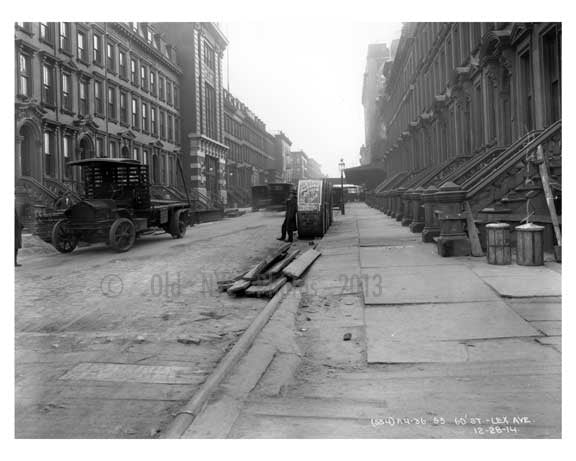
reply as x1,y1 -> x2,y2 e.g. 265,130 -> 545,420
277,189 -> 298,242
15,207 -> 23,267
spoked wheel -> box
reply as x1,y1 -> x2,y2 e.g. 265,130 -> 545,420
51,219 -> 79,253
169,209 -> 188,239
108,218 -> 136,252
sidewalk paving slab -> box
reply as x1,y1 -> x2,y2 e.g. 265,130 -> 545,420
365,301 -> 539,343
361,265 -> 500,305
360,245 -> 460,267
468,263 -> 561,297
506,299 -> 562,321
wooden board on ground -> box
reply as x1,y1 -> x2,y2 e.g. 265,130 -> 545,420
245,277 -> 288,298
227,279 -> 252,295
243,243 -> 292,281
267,250 -> 301,276
282,249 -> 322,279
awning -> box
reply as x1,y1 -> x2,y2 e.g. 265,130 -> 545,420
343,165 -> 387,190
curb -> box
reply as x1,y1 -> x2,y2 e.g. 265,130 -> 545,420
160,285 -> 298,438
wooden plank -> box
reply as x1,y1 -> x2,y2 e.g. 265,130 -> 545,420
267,250 -> 301,276
465,200 -> 484,256
243,243 -> 292,281
537,145 -> 561,258
282,249 -> 322,279
245,277 -> 288,298
227,279 -> 252,295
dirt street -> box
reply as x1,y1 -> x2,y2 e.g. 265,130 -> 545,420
15,210 -> 289,438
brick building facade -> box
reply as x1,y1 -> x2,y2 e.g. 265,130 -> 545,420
155,22 -> 229,206
223,88 -> 275,206
15,22 -> 183,213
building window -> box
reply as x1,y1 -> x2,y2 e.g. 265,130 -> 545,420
203,41 -> 215,70
43,131 -> 55,177
159,110 -> 166,139
16,22 -> 32,33
142,102 -> 149,132
166,80 -> 172,105
59,22 -> 71,52
132,97 -> 139,129
143,149 -> 149,166
120,91 -> 128,124
167,113 -> 173,142
159,75 -> 165,101
94,80 -> 104,116
41,63 -> 55,106
174,85 -> 179,109
519,50 -> 533,133
63,135 -> 72,179
147,28 -> 153,44
61,72 -> 72,111
140,65 -> 147,90
150,71 -> 156,96
151,106 -> 157,135
108,85 -> 117,120
17,53 -> 31,97
132,146 -> 139,161
93,33 -> 103,66
175,117 -> 180,144
109,140 -> 116,157
96,138 -> 104,157
107,43 -> 115,72
79,79 -> 89,116
40,22 -> 55,44
131,58 -> 138,85
119,50 -> 127,79
542,26 -> 561,125
473,83 -> 483,150
204,82 -> 217,140
77,30 -> 88,62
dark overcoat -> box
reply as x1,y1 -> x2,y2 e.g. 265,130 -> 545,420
15,208 -> 23,249
285,196 -> 298,232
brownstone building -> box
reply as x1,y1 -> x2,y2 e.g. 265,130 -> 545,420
15,22 -> 183,214
223,88 -> 275,206
367,22 -> 561,255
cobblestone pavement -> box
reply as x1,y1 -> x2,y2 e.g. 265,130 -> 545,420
15,211 -> 289,438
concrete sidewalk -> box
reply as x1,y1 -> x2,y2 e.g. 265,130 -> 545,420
185,202 -> 561,438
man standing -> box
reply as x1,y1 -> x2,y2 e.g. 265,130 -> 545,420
15,207 -> 23,267
277,189 -> 298,242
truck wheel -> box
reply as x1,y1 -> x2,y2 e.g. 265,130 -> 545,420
51,219 -> 78,253
169,209 -> 188,239
109,218 -> 136,252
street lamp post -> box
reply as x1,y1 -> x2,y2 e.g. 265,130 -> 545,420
338,158 -> 345,215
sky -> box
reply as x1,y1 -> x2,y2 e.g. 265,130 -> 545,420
221,22 -> 402,177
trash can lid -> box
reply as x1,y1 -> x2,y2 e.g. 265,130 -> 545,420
486,222 -> 510,229
515,223 -> 545,231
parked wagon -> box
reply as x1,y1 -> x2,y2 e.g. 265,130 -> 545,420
251,182 -> 294,211
46,158 -> 191,253
296,179 -> 333,237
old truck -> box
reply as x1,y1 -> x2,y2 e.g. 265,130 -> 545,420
48,158 -> 191,253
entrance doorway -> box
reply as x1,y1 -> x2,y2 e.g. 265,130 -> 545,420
19,123 -> 38,179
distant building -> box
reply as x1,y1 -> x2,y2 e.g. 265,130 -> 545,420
306,157 -> 323,179
286,150 -> 323,183
222,88 -> 275,205
274,131 -> 292,182
361,43 -> 391,165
